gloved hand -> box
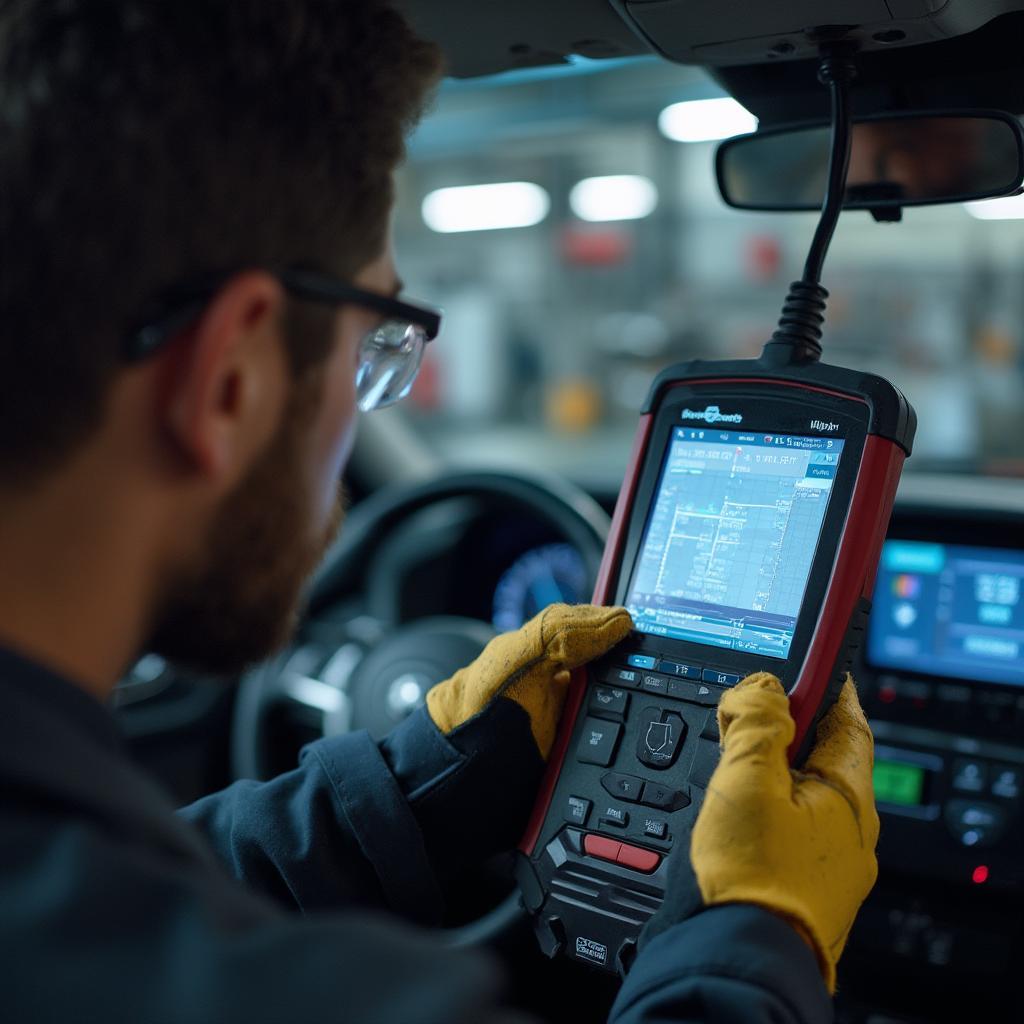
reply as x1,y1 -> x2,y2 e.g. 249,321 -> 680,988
370,604 -> 631,919
642,672 -> 878,994
390,604 -> 631,893
427,603 -> 633,759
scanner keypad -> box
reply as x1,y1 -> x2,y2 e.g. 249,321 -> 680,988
570,653 -> 728,865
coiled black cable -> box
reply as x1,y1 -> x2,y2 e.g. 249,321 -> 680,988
762,52 -> 857,366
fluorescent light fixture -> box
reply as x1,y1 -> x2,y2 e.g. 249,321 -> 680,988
422,182 -> 550,233
569,175 -> 658,222
658,97 -> 758,143
964,192 -> 1024,220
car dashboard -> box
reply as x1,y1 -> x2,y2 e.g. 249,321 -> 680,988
357,472 -> 1024,1020
831,475 -> 1024,1022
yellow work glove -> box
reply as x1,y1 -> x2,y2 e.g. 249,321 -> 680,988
426,603 -> 632,759
691,672 -> 879,993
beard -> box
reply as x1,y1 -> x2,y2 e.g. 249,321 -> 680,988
147,372 -> 346,676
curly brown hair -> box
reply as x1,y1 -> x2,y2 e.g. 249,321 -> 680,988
0,0 -> 441,483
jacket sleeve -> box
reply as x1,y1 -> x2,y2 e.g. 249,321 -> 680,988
2,813 -> 533,1024
178,700 -> 544,925
609,905 -> 834,1024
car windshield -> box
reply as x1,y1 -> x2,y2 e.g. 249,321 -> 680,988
393,57 -> 1024,486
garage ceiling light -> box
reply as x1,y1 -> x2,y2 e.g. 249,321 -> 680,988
964,192 -> 1024,220
421,182 -> 550,233
658,97 -> 758,143
570,175 -> 658,222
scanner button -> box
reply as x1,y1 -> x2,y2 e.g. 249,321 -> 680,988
636,709 -> 686,769
601,667 -> 640,689
992,766 -> 1022,800
583,834 -> 622,863
703,668 -> 742,686
588,686 -> 630,720
944,800 -> 1007,848
952,759 -> 987,794
577,718 -> 621,767
601,772 -> 644,802
691,683 -> 723,706
565,796 -> 592,827
642,818 -> 668,840
600,806 -> 629,829
616,843 -> 661,873
640,673 -> 669,695
667,679 -> 697,700
641,782 -> 691,812
659,660 -> 702,680
627,654 -> 657,670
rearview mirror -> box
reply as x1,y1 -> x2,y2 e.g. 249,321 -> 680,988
716,111 -> 1024,215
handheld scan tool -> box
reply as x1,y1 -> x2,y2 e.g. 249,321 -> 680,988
516,51 -> 917,973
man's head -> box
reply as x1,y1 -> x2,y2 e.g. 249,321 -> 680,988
0,1 -> 441,678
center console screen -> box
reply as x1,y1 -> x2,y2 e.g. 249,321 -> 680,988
625,428 -> 845,660
869,540 -> 1024,688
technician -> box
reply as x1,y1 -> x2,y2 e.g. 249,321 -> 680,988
0,3 -> 878,1022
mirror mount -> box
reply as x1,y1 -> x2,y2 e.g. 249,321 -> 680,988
870,205 -> 903,224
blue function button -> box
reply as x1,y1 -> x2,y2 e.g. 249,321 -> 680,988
622,655 -> 655,671
659,660 -> 702,679
627,654 -> 657,670
703,668 -> 742,687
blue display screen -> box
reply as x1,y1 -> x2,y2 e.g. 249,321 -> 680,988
625,428 -> 845,660
869,540 -> 1024,688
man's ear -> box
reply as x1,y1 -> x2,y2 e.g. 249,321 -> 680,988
159,270 -> 289,487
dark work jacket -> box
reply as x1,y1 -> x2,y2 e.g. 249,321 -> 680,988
0,646 -> 833,1024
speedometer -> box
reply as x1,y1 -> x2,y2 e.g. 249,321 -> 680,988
492,543 -> 588,632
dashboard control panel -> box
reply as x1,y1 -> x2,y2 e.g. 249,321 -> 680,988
856,521 -> 1024,892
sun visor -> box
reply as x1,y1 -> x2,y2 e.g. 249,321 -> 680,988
617,0 -> 1024,66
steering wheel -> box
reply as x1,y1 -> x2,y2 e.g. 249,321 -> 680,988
231,470 -> 610,944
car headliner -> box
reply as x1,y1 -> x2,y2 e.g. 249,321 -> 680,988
395,1 -> 1024,122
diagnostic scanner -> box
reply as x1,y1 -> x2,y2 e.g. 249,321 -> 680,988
515,356 -> 915,972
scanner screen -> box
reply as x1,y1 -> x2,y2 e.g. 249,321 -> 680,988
625,428 -> 845,660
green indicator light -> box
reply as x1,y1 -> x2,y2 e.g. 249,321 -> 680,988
873,759 -> 925,806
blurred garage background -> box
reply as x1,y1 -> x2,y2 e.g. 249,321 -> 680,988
388,57 -> 1024,485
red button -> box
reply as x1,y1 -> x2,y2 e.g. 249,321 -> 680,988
616,843 -> 661,873
583,834 -> 622,863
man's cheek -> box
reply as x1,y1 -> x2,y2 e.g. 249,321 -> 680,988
331,412 -> 357,484
314,411 -> 357,524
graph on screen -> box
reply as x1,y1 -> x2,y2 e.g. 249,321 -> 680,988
626,429 -> 844,658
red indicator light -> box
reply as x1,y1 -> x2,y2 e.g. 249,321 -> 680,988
879,686 -> 897,704
972,865 -> 989,885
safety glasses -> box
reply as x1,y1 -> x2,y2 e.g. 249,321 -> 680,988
124,267 -> 442,412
